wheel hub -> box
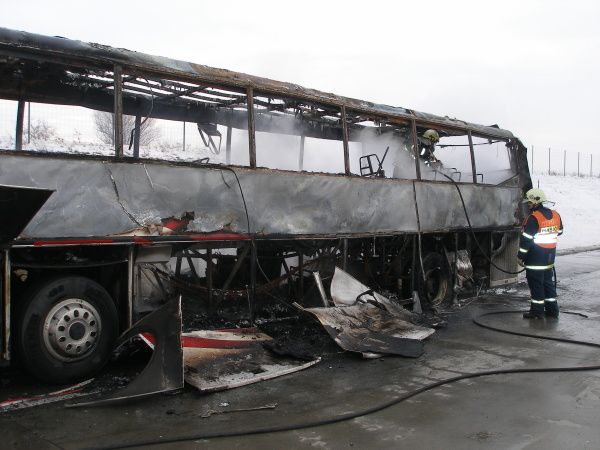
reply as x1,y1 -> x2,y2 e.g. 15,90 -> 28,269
43,298 -> 102,362
69,322 -> 86,340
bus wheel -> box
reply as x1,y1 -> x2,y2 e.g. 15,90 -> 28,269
417,252 -> 452,309
18,276 -> 118,384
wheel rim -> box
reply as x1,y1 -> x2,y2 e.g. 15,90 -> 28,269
42,298 -> 102,362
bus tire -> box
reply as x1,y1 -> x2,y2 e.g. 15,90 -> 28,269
417,252 -> 452,309
17,276 -> 118,384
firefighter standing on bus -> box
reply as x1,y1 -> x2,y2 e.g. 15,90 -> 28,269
517,188 -> 564,319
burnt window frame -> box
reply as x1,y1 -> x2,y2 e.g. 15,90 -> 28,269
247,88 -> 350,174
409,123 -> 480,184
468,132 -> 518,186
343,109 -> 416,179
116,67 -> 250,164
0,53 -> 119,156
1,48 -> 511,182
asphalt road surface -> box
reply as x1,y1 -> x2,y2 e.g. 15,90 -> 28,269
2,250 -> 600,449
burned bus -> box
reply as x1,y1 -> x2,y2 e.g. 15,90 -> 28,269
0,28 -> 532,384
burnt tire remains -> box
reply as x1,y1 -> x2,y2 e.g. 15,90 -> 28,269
417,252 -> 452,309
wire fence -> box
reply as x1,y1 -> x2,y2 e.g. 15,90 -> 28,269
528,146 -> 598,178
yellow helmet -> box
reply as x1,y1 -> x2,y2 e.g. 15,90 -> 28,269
423,129 -> 440,144
523,188 -> 547,204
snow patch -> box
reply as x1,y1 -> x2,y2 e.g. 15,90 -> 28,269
533,173 -> 600,249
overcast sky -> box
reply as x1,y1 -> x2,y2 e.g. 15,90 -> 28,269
3,0 -> 599,161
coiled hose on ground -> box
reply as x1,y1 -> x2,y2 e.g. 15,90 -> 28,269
92,309 -> 600,450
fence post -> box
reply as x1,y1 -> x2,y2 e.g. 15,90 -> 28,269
548,147 -> 551,175
563,150 -> 566,176
182,121 -> 186,152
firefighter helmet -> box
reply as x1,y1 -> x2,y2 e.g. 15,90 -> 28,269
423,129 -> 440,144
523,188 -> 547,204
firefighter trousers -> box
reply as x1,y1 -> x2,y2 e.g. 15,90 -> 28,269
525,268 -> 559,316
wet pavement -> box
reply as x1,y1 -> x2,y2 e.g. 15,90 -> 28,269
2,250 -> 600,449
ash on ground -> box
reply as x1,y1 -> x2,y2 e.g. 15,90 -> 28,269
182,293 -> 339,360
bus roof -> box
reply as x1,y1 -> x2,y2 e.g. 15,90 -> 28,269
0,27 -> 514,140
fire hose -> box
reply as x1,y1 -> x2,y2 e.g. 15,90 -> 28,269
87,169 -> 587,449
90,309 -> 600,450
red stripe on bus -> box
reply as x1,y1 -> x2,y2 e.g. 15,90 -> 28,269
31,233 -> 249,247
180,336 -> 260,348
216,327 -> 260,333
33,239 -> 115,246
190,233 -> 250,241
142,332 -> 263,349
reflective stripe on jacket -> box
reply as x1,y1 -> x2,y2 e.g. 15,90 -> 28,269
518,206 -> 563,269
531,210 -> 561,249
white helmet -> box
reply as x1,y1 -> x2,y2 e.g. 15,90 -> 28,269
422,129 -> 440,144
522,188 -> 547,205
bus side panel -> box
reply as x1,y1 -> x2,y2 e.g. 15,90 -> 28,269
414,182 -> 520,232
0,154 -> 520,240
0,154 -> 420,238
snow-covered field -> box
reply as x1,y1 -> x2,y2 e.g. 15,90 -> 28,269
532,173 -> 600,250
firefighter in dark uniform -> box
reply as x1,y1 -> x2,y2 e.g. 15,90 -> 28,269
419,129 -> 439,165
518,188 -> 563,319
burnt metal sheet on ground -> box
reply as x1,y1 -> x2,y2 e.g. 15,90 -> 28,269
304,304 -> 433,357
69,296 -> 184,407
0,154 -> 419,238
308,267 -> 435,357
330,266 -> 420,321
332,267 -> 400,307
0,380 -> 96,412
414,182 -> 520,230
143,328 -> 320,393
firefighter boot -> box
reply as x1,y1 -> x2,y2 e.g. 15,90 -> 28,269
544,298 -> 559,318
523,299 -> 545,319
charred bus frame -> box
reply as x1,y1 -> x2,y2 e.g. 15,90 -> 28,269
0,28 -> 532,383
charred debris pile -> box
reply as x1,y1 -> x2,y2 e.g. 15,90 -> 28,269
155,246 -> 445,361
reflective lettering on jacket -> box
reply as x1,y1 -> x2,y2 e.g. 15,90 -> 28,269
531,210 -> 561,249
